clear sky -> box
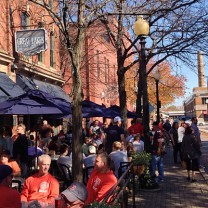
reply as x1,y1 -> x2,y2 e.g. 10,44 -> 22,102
173,55 -> 208,106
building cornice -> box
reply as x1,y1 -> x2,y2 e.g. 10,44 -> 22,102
0,49 -> 14,65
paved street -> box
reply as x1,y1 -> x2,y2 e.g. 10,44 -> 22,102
129,131 -> 208,208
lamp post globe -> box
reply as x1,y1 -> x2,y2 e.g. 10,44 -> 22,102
134,15 -> 150,37
134,16 -> 150,151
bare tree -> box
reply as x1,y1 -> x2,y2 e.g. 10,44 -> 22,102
28,0 -> 111,181
96,0 -> 208,136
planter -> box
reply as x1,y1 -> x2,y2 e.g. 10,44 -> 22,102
131,165 -> 145,175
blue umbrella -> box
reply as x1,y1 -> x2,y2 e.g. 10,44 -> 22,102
0,90 -> 71,115
82,100 -> 106,118
107,105 -> 138,118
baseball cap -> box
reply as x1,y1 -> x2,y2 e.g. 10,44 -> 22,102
88,145 -> 96,154
0,165 -> 13,181
61,182 -> 88,202
114,116 -> 122,123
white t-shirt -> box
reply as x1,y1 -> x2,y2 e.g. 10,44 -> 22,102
178,126 -> 185,143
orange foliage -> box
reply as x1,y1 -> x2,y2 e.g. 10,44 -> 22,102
125,60 -> 186,107
147,61 -> 186,106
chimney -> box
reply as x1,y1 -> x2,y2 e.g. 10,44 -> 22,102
198,51 -> 205,87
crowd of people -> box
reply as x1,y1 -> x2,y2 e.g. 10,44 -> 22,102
158,117 -> 202,182
0,116 -> 203,207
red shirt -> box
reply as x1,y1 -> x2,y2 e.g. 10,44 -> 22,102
85,169 -> 117,205
128,123 -> 144,135
21,173 -> 59,205
0,185 -> 21,208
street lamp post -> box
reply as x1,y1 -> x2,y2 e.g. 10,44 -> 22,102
206,99 -> 208,121
134,16 -> 150,143
153,70 -> 161,124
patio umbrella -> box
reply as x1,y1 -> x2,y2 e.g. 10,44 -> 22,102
82,100 -> 121,118
107,105 -> 138,118
82,100 -> 105,118
0,90 -> 71,115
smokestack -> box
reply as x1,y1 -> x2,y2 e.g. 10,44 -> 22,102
198,51 -> 205,87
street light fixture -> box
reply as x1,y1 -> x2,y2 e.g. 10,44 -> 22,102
153,69 -> 161,123
134,16 -> 150,143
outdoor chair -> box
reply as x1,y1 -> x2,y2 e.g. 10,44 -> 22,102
58,163 -> 73,190
118,162 -> 131,179
83,165 -> 94,184
11,179 -> 22,192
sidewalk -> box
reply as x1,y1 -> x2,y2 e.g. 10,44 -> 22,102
129,147 -> 208,208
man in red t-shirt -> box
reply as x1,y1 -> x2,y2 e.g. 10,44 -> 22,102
127,118 -> 144,137
85,152 -> 117,205
21,154 -> 59,207
0,165 -> 21,208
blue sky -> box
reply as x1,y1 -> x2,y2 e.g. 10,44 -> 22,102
173,56 -> 208,106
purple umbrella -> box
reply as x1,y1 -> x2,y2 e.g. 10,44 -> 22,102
0,90 -> 71,115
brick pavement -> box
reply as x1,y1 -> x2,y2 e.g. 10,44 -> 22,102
129,146 -> 208,208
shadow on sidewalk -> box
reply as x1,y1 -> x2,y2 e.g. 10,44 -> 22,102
129,146 -> 208,208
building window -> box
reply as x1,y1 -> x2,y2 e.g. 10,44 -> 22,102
38,52 -> 44,63
107,59 -> 110,83
104,57 -> 107,83
202,97 -> 208,104
103,34 -> 110,43
50,32 -> 55,67
49,0 -> 54,9
113,65 -> 116,82
21,12 -> 28,30
96,50 -> 100,78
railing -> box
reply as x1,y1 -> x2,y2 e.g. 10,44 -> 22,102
103,162 -> 137,208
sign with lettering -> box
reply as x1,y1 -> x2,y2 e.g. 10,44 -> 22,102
15,29 -> 47,56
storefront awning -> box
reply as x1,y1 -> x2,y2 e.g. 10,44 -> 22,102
16,74 -> 71,102
0,72 -> 25,102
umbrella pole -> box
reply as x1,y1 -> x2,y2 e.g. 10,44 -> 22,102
35,131 -> 38,169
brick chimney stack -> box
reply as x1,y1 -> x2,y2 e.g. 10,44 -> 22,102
198,51 -> 205,87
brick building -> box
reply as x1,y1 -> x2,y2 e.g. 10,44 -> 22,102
0,1 -> 134,129
0,0 -> 68,129
184,51 -> 208,122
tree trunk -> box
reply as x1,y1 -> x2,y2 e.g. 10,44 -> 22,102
70,0 -> 86,182
118,69 -> 127,131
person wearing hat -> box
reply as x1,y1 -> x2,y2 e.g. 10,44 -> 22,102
104,116 -> 125,154
83,145 -> 97,183
83,145 -> 97,169
59,182 -> 88,207
0,164 -> 21,208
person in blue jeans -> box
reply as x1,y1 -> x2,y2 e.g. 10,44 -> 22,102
150,121 -> 165,182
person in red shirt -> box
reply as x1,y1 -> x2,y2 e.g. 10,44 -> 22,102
0,165 -> 21,208
85,152 -> 117,205
127,118 -> 144,137
21,154 -> 59,207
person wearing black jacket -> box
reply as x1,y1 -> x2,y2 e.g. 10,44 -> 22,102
181,126 -> 201,182
13,123 -> 28,178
